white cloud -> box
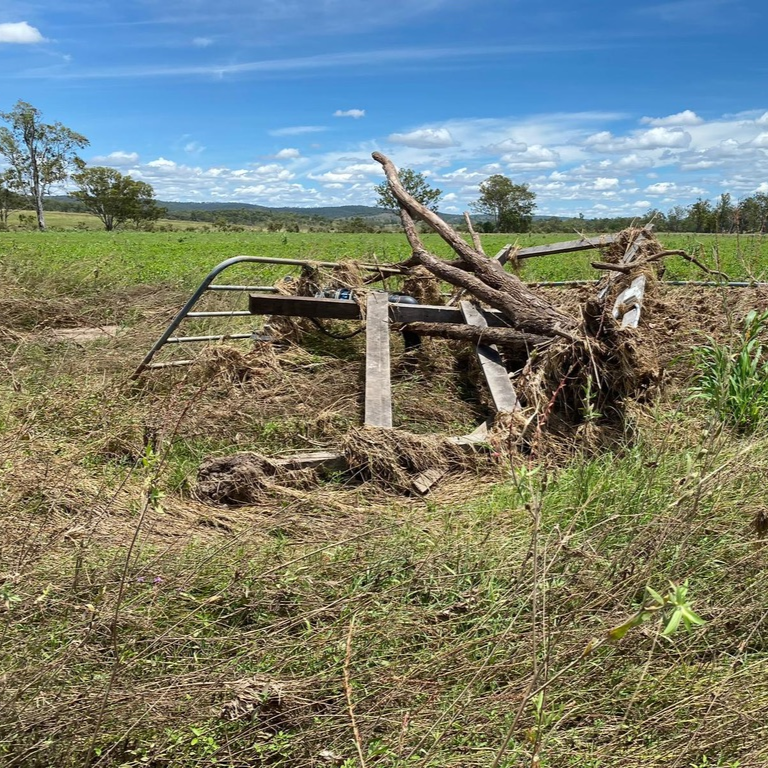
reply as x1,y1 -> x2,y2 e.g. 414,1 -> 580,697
641,110 -> 703,127
487,139 -> 527,154
192,37 -> 213,47
388,127 -> 457,148
0,21 -> 45,44
333,109 -> 365,119
592,177 -> 619,190
71,107 -> 768,215
586,126 -> 692,152
269,125 -> 328,136
147,157 -> 177,169
645,182 -> 677,194
502,144 -> 560,169
90,151 -> 140,165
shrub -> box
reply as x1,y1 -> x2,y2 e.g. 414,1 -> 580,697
691,309 -> 768,432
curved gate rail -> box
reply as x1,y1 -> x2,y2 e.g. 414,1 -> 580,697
131,254 -> 401,378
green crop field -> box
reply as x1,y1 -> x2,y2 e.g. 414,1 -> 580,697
2,227 -> 768,768
2,229 -> 767,294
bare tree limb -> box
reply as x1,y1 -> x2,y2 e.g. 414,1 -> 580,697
402,321 -> 552,351
464,211 -> 486,255
374,153 -> 578,337
591,262 -> 632,274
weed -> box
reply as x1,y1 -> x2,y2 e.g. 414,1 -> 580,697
691,309 -> 768,431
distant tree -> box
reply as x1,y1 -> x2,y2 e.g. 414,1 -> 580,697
374,168 -> 442,214
471,174 -> 536,232
71,166 -> 163,231
686,199 -> 715,233
714,193 -> 736,233
737,193 -> 768,233
0,100 -> 88,231
0,184 -> 26,226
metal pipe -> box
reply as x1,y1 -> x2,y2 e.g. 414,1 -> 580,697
531,279 -> 768,288
186,311 -> 253,317
206,285 -> 278,292
166,333 -> 254,344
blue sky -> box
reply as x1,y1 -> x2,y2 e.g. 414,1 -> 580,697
1,0 -> 767,215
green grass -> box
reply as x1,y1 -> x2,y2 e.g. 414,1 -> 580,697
1,230 -> 766,296
2,227 -> 768,766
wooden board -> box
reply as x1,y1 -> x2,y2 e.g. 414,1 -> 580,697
365,292 -> 393,428
272,451 -> 347,473
248,294 -> 362,320
512,234 -> 621,263
459,301 -> 520,413
249,293 -> 514,327
613,275 -> 646,329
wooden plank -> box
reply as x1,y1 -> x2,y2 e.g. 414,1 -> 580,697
272,451 -> 347,473
365,292 -> 393,428
613,275 -> 646,329
249,294 -> 515,327
513,234 -> 621,262
459,302 -> 520,413
249,294 -> 362,320
449,421 -> 490,446
411,468 -> 446,495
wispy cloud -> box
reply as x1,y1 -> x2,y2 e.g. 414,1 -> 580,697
192,36 -> 213,47
184,140 -> 205,156
334,109 -> 365,119
636,0 -> 742,25
17,43 -> 608,80
389,127 -> 457,148
90,151 -> 140,165
0,21 -> 45,44
269,126 -> 328,137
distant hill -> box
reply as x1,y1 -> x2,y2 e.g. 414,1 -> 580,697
48,196 -> 464,223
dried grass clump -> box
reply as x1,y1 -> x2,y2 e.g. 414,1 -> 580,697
220,675 -> 324,731
601,227 -> 647,264
195,452 -> 316,505
341,426 -> 474,492
402,265 -> 444,305
195,344 -> 281,386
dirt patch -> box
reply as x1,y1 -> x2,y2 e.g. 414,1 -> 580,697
43,325 -> 122,342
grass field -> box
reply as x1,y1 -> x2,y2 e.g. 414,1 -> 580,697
1,228 -> 768,767
3,228 -> 767,291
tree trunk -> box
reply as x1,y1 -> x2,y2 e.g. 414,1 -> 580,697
34,189 -> 45,231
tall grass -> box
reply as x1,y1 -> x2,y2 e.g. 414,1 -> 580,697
691,309 -> 768,432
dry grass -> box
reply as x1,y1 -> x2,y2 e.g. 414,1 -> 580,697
2,271 -> 768,768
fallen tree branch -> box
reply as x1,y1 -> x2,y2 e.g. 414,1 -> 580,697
591,262 -> 632,274
464,211 -> 486,256
398,209 -> 575,337
373,154 -> 577,337
402,321 -> 552,351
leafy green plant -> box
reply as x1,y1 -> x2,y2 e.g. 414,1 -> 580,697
691,310 -> 768,432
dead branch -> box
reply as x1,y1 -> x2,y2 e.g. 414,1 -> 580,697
464,211 -> 486,255
591,262 -> 632,274
402,321 -> 552,352
375,154 -> 578,337
398,210 -> 574,337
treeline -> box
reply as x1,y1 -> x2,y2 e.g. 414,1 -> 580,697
13,190 -> 768,236
532,193 -> 768,235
